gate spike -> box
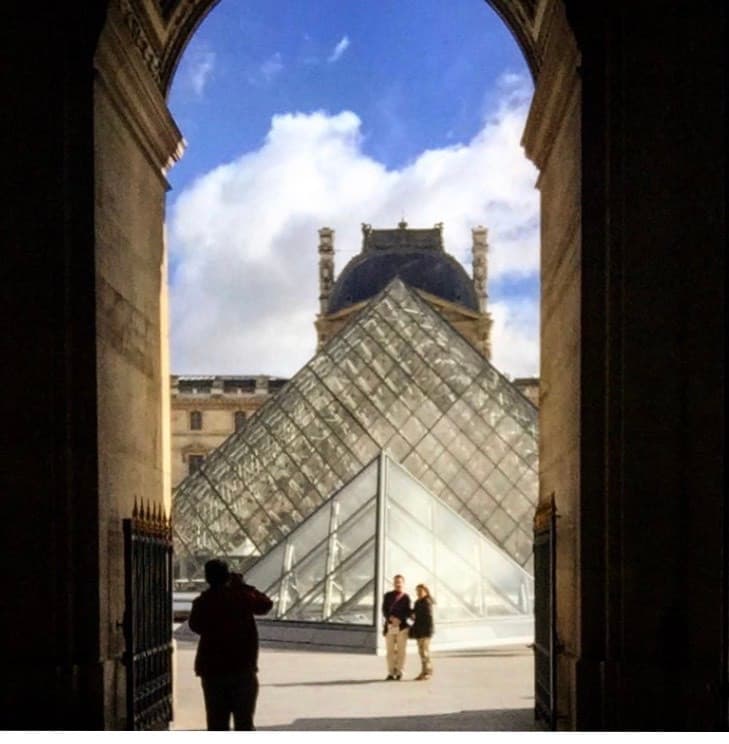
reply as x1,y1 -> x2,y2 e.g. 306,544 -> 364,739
132,499 -> 138,519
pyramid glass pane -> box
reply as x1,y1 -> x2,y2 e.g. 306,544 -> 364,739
383,456 -> 532,635
244,459 -> 379,624
173,278 -> 538,586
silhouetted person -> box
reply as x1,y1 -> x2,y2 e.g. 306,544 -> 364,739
188,558 -> 273,730
381,574 -> 412,680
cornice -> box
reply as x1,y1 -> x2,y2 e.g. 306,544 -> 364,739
318,301 -> 367,323
96,2 -> 185,180
417,288 -> 484,320
179,443 -> 211,456
522,0 -> 580,173
318,287 -> 484,324
487,0 -> 540,78
171,398 -> 267,411
118,0 -> 164,85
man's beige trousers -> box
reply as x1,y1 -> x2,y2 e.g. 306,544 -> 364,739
385,627 -> 409,676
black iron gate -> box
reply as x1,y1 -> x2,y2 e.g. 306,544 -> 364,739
533,493 -> 557,729
123,503 -> 174,730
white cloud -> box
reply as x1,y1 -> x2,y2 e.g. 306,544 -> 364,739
489,298 -> 540,378
168,76 -> 539,378
328,35 -> 350,63
250,52 -> 284,86
498,70 -> 525,89
180,47 -> 216,97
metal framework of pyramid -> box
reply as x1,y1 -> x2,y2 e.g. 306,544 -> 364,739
172,277 -> 538,587
247,451 -> 533,652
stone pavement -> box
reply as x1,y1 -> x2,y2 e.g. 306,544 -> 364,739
171,636 -> 538,731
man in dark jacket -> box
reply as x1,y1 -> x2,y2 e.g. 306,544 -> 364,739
188,558 -> 273,730
381,574 -> 412,680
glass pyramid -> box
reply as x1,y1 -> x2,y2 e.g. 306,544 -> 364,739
172,277 -> 538,586
246,451 -> 533,651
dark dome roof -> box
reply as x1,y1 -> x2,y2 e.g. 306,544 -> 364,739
327,224 -> 479,314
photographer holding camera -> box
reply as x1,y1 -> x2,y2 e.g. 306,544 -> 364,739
188,558 -> 273,730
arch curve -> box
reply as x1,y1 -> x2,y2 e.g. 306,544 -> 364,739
157,0 -> 542,95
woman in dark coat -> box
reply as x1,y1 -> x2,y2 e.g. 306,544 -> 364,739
409,584 -> 435,680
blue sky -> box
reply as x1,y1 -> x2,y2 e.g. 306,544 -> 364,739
166,0 -> 539,378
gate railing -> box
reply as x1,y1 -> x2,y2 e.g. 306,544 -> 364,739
533,493 -> 557,729
123,502 -> 174,730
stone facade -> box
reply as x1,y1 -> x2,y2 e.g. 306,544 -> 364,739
170,375 -> 287,486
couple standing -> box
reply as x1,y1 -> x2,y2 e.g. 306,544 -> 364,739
382,574 -> 434,681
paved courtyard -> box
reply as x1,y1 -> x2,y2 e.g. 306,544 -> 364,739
171,633 -> 537,731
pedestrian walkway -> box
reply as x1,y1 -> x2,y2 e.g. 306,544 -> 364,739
172,637 -> 537,731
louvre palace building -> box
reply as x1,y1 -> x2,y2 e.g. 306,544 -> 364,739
170,374 -> 288,487
172,221 -> 539,652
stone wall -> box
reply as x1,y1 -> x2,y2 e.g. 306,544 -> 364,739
92,2 -> 183,726
522,0 -> 581,726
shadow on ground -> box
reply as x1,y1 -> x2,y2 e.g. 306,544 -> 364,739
258,707 -> 536,731
437,648 -> 531,659
264,679 -> 383,687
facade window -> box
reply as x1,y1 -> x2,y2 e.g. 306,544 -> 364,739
190,410 -> 203,430
188,454 -> 205,475
179,380 -> 212,395
234,410 -> 247,432
224,379 -> 256,394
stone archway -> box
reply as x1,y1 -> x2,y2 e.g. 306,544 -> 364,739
1,0 -> 725,732
90,0 -> 584,728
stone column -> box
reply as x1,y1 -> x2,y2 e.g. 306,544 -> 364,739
471,226 -> 489,313
93,0 -> 183,727
318,227 -> 335,315
522,0 -> 581,729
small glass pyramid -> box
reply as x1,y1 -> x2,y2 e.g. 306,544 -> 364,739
245,451 -> 533,651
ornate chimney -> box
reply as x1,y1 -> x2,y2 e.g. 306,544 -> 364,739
471,226 -> 489,313
318,227 -> 335,314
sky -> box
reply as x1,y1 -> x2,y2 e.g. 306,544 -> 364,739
166,0 -> 539,380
